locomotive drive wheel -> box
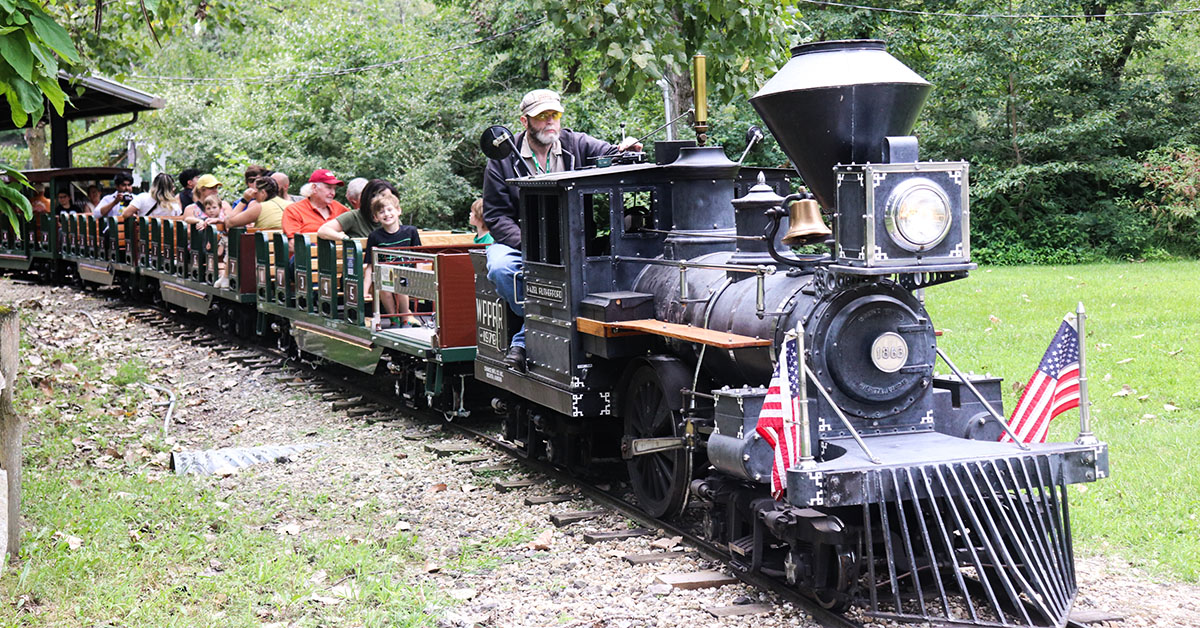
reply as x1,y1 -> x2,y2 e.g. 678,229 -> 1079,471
622,359 -> 691,519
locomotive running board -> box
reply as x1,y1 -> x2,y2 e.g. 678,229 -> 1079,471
576,317 -> 771,349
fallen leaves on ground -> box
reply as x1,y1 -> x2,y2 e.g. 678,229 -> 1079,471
526,529 -> 554,550
650,536 -> 682,550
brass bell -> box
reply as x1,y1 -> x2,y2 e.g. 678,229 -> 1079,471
782,198 -> 831,246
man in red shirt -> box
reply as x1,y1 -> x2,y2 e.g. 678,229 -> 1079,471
282,169 -> 350,236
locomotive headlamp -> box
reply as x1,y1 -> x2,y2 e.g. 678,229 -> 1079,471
885,177 -> 951,251
832,156 -> 971,271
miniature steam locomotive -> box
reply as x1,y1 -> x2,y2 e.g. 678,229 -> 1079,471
473,40 -> 1108,627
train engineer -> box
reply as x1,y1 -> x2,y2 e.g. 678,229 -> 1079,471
481,88 -> 642,371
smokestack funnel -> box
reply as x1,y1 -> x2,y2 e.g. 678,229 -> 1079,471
750,40 -> 931,211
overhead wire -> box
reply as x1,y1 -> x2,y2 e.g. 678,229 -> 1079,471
128,17 -> 548,85
795,0 -> 1200,19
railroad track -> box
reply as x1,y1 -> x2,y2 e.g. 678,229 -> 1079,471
114,298 -> 1102,628
116,301 -> 861,627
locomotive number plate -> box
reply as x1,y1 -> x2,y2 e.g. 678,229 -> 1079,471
871,332 -> 909,373
476,297 -> 507,351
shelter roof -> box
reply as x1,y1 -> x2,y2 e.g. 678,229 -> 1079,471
0,73 -> 163,132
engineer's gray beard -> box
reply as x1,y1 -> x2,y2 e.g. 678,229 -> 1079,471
533,128 -> 558,146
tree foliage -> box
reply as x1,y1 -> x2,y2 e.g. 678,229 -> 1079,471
14,0 -> 1200,260
540,0 -> 794,105
795,0 -> 1200,261
0,0 -> 81,231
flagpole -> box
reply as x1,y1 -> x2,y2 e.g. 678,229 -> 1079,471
935,347 -> 1031,450
795,321 -> 816,470
1075,302 -> 1098,445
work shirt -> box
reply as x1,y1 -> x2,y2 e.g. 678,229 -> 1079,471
518,137 -> 565,176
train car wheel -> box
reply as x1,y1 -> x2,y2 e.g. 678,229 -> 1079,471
623,359 -> 690,519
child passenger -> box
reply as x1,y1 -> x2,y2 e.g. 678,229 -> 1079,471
366,191 -> 422,328
198,196 -> 236,288
469,198 -> 493,245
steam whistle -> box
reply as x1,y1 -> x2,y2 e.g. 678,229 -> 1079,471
692,54 -> 709,146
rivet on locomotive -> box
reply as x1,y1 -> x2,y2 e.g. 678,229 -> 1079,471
475,40 -> 1109,626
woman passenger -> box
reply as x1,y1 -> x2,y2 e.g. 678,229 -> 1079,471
182,174 -> 232,225
317,178 -> 399,241
222,175 -> 287,230
121,173 -> 181,218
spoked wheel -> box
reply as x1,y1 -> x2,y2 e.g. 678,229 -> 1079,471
216,305 -> 234,332
812,546 -> 858,612
622,358 -> 691,519
277,321 -> 299,359
233,309 -> 254,339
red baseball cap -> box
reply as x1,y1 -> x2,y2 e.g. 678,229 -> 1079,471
308,169 -> 344,186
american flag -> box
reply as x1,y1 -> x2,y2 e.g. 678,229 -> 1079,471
1003,317 -> 1081,444
756,333 -> 804,500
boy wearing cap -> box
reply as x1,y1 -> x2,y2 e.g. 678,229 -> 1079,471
481,88 -> 641,371
281,169 -> 350,237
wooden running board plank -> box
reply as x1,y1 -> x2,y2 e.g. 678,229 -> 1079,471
575,317 -> 770,349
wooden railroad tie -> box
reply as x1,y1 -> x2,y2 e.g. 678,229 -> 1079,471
1068,610 -> 1126,625
493,478 -> 537,492
550,510 -> 606,527
345,406 -> 382,418
583,529 -> 653,544
524,493 -> 574,505
654,571 -> 739,590
452,454 -> 490,465
472,464 -> 512,476
704,604 -> 773,618
330,398 -> 363,411
623,550 -> 688,564
423,443 -> 475,457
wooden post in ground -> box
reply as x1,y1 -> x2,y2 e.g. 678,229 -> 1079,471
0,306 -> 22,562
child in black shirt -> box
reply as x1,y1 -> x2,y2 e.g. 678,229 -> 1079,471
366,191 -> 422,328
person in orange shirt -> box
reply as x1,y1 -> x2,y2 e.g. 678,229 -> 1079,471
281,169 -> 349,237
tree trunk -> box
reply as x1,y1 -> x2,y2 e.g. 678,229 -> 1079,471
24,123 -> 48,170
667,68 -> 694,140
0,306 -> 22,562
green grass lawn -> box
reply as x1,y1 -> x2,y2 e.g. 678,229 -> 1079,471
925,260 -> 1200,581
0,321 -> 446,627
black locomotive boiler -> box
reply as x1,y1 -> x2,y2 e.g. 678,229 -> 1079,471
474,40 -> 1108,627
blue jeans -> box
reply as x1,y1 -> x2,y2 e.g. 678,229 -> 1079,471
485,242 -> 525,348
